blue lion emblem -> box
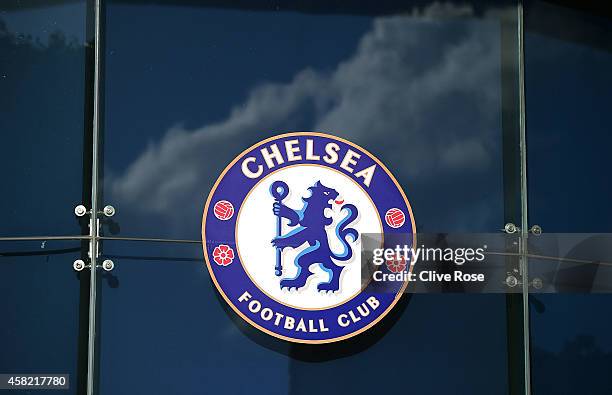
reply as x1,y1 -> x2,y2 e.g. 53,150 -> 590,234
271,180 -> 359,292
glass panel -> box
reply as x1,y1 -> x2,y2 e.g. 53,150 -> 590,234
97,240 -> 512,394
102,1 -> 517,238
525,2 -> 612,393
0,240 -> 85,394
0,2 -> 88,237
528,233 -> 612,293
97,1 -> 523,393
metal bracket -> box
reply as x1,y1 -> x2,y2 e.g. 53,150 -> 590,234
504,273 -> 543,290
502,222 -> 542,236
73,258 -> 115,272
502,221 -> 543,291
74,204 -> 116,218
73,204 -> 117,270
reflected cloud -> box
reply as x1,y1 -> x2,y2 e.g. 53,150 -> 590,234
110,3 -> 510,233
1,3 -> 86,45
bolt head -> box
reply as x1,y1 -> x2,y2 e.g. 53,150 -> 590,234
102,259 -> 114,271
73,259 -> 85,271
532,278 -> 543,289
506,275 -> 518,288
504,223 -> 517,234
530,225 -> 542,236
103,205 -> 116,217
74,205 -> 87,217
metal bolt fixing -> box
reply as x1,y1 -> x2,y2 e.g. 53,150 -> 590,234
506,275 -> 518,288
529,225 -> 542,236
74,205 -> 88,217
504,223 -> 518,234
73,259 -> 85,271
103,205 -> 116,217
102,259 -> 114,271
532,278 -> 543,289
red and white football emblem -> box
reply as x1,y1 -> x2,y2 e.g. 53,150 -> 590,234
385,208 -> 405,228
214,200 -> 234,220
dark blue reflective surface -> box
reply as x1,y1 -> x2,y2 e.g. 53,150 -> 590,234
97,2 -> 518,393
0,240 -> 83,395
0,3 -> 87,237
525,2 -> 612,393
102,2 -> 509,239
98,241 -> 508,395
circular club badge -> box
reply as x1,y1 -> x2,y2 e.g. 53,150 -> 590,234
202,132 -> 415,343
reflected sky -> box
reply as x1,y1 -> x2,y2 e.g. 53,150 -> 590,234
97,2 -> 514,394
103,2 -> 510,239
0,2 -> 86,237
0,2 -> 85,45
524,2 -> 612,392
5,1 -> 612,394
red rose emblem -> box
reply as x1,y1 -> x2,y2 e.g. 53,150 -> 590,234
213,244 -> 234,266
386,255 -> 407,273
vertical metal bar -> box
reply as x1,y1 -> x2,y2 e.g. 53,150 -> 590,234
87,0 -> 103,393
517,1 -> 531,394
500,7 -> 525,392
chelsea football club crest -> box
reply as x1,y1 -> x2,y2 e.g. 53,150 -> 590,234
202,132 -> 415,343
